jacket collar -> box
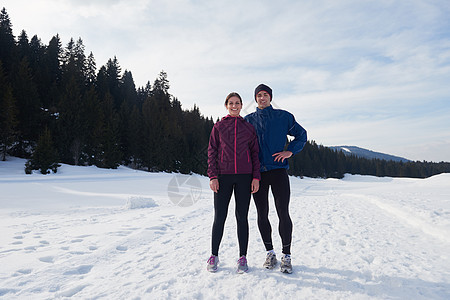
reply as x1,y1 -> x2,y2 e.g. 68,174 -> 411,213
222,114 -> 244,121
256,105 -> 273,114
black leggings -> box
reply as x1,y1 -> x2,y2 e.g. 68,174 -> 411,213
211,174 -> 252,257
253,168 -> 292,254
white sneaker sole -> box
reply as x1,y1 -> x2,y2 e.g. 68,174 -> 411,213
263,258 -> 277,269
280,266 -> 292,274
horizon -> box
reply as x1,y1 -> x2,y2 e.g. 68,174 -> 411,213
2,1 -> 450,162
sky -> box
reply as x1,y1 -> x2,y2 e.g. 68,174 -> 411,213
2,0 -> 450,162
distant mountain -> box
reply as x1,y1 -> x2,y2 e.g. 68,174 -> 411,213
328,146 -> 411,162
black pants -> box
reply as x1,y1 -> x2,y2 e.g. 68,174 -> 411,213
211,174 -> 252,257
253,168 -> 292,255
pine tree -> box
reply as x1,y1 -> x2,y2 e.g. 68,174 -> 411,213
81,86 -> 102,165
56,75 -> 85,164
39,35 -> 63,110
25,127 -> 60,174
141,96 -> 156,171
85,52 -> 96,86
0,61 -> 18,160
153,70 -> 170,95
29,35 -> 43,73
121,70 -> 137,106
137,81 -> 152,105
105,56 -> 122,108
96,65 -> 108,100
61,37 -> 87,93
11,57 -> 42,157
74,37 -> 87,78
127,104 -> 143,168
16,30 -> 30,60
0,8 -> 16,75
118,101 -> 130,164
117,70 -> 137,163
97,93 -> 121,168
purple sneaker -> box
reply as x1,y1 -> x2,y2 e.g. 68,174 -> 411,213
207,255 -> 219,272
237,255 -> 248,273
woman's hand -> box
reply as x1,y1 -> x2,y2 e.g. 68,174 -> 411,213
251,179 -> 260,194
210,178 -> 219,193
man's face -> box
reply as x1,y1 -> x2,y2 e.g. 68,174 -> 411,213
256,91 -> 271,109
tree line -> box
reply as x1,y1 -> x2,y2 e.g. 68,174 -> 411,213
1,8 -> 449,178
289,141 -> 450,179
0,8 -> 213,174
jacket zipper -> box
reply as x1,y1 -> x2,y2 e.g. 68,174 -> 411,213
234,117 -> 237,173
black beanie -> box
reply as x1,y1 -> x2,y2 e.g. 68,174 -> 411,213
254,84 -> 272,101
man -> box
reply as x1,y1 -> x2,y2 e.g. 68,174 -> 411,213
244,83 -> 307,274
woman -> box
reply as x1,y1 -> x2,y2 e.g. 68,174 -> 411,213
206,92 -> 260,273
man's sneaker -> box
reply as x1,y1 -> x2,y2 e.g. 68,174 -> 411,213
263,251 -> 277,269
237,255 -> 248,273
207,255 -> 219,272
280,254 -> 293,274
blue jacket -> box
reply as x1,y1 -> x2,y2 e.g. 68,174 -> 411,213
245,105 -> 307,172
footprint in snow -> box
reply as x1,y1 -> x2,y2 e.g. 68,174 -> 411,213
362,255 -> 375,264
63,265 -> 93,275
109,231 -> 132,237
69,251 -> 87,255
116,245 -> 128,252
39,256 -> 55,263
0,288 -> 18,297
16,269 -> 32,275
147,225 -> 168,231
58,284 -> 89,298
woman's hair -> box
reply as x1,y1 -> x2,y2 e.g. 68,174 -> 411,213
225,92 -> 242,106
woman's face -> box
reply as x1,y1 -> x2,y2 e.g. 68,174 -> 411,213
226,96 -> 242,117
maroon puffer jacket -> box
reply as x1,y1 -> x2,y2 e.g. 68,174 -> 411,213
207,115 -> 261,180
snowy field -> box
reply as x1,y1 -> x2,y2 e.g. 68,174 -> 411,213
1,157 -> 449,299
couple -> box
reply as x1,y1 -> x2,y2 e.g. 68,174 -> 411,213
206,84 -> 307,274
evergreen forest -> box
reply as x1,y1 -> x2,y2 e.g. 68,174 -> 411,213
1,8 -> 449,178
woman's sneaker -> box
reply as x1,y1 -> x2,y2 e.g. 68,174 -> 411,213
263,251 -> 277,269
237,255 -> 248,273
280,254 -> 292,274
207,255 -> 219,272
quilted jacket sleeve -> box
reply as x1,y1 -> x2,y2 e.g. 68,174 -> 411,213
207,124 -> 220,179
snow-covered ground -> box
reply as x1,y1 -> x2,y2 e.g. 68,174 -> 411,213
1,157 -> 449,299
